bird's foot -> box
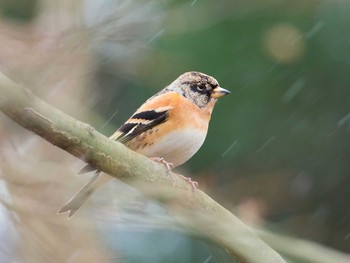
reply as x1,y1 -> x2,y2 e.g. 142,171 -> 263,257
150,157 -> 174,171
177,174 -> 198,191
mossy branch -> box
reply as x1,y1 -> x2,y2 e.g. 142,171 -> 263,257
0,72 -> 286,263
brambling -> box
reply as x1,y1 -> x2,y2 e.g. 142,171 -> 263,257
58,71 -> 230,217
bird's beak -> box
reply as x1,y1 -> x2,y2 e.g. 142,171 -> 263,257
211,87 -> 231,98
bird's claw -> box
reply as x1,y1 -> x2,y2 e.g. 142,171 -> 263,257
177,174 -> 198,191
149,158 -> 198,191
150,157 -> 174,171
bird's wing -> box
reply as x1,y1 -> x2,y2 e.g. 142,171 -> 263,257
77,93 -> 178,175
110,107 -> 171,143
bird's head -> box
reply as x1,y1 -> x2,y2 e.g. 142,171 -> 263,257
170,71 -> 231,108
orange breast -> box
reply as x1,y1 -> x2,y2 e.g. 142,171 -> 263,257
126,92 -> 212,154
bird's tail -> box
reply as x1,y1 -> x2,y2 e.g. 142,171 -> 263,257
57,172 -> 113,218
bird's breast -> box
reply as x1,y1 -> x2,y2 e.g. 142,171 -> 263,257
135,128 -> 207,167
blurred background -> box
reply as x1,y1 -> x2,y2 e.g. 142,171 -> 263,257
0,0 -> 349,262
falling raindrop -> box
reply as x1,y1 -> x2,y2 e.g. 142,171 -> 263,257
190,0 -> 198,7
283,78 -> 305,103
337,112 -> 350,130
305,21 -> 325,39
221,140 -> 238,157
203,255 -> 212,263
256,136 -> 275,153
147,29 -> 165,43
102,109 -> 119,128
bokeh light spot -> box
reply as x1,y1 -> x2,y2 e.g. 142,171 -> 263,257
263,23 -> 305,64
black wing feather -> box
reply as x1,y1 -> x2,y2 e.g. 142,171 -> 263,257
78,108 -> 170,175
131,110 -> 167,120
115,109 -> 169,143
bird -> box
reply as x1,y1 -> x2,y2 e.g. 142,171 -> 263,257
58,71 -> 230,218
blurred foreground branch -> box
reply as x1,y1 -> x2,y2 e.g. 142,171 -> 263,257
0,72 -> 285,263
257,229 -> 350,263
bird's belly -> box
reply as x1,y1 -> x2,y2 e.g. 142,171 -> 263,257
137,129 -> 207,167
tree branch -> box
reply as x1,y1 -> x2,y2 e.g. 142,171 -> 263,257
257,229 -> 350,263
0,72 -> 286,263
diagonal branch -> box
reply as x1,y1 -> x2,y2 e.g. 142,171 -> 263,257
0,72 -> 286,263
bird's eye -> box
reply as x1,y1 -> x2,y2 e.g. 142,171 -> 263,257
197,85 -> 205,91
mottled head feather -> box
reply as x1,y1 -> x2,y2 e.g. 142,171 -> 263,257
156,71 -> 221,108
